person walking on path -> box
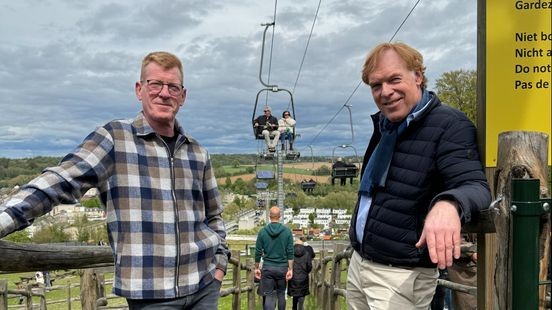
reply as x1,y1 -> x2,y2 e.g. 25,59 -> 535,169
288,238 -> 313,310
255,206 -> 294,310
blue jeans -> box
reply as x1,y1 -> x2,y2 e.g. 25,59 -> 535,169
260,266 -> 288,310
126,279 -> 221,310
281,132 -> 293,146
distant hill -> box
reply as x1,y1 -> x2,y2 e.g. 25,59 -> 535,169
0,154 -> 360,188
0,156 -> 62,188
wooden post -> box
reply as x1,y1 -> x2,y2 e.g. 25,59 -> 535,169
318,250 -> 326,306
96,272 -> 107,307
330,243 -> 346,310
310,255 -> 319,300
36,287 -> 47,310
24,284 -> 33,309
321,256 -> 330,310
493,131 -> 550,310
231,250 -> 241,310
0,280 -> 7,310
246,259 -> 256,310
80,269 -> 98,310
96,272 -> 105,298
67,282 -> 72,310
311,258 -> 318,299
483,165 -> 499,310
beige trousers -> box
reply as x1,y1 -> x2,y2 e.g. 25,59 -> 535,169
262,129 -> 280,148
346,251 -> 438,310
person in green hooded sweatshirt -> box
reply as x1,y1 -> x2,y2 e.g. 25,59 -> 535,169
255,206 -> 294,310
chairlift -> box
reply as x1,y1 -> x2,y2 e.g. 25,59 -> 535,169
301,179 -> 317,193
331,144 -> 360,186
328,103 -> 361,185
256,170 -> 275,180
251,22 -> 300,159
254,157 -> 275,204
255,182 -> 269,190
300,145 -> 317,193
252,89 -> 299,159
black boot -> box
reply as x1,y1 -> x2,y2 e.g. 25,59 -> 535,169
289,143 -> 293,151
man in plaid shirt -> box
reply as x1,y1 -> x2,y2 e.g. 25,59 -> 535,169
0,51 -> 230,309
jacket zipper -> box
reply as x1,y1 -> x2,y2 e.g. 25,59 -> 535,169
160,137 -> 181,296
170,155 -> 180,296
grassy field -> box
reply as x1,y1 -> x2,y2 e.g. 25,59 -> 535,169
2,265 -> 331,310
215,161 -> 337,186
0,240 -> 340,309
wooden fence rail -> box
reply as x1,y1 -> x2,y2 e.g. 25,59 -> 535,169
1,237 -> 549,309
0,243 -> 355,310
0,240 -> 493,310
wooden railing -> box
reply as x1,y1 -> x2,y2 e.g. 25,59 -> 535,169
0,241 -> 355,310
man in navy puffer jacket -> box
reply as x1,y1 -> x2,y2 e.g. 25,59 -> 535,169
346,42 -> 491,309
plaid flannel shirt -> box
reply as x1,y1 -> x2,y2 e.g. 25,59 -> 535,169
0,112 -> 229,299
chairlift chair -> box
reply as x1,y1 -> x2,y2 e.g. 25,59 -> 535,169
251,22 -> 299,159
331,144 -> 360,185
300,145 -> 317,193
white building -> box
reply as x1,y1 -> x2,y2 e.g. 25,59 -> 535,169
316,208 -> 332,215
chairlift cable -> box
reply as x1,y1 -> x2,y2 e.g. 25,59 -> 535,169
389,0 -> 421,42
287,0 -> 323,111
303,81 -> 361,148
300,0 -> 422,152
304,104 -> 347,148
264,0 -> 279,107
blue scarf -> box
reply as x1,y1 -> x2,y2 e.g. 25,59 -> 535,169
359,89 -> 431,195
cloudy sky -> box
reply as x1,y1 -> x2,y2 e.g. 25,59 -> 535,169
0,0 -> 478,158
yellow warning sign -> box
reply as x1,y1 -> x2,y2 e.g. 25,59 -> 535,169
486,0 -> 551,166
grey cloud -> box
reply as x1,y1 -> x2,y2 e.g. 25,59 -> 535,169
0,0 -> 478,158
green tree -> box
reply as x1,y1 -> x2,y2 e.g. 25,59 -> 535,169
233,196 -> 245,211
318,191 -> 357,212
81,197 -> 102,209
224,177 -> 232,188
213,166 -> 228,178
435,69 -> 477,123
308,212 -> 315,226
232,178 -> 248,194
90,223 -> 109,244
74,214 -> 92,242
1,229 -> 32,243
32,224 -> 71,243
314,165 -> 332,176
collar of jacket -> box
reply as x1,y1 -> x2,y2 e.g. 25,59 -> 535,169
362,91 -> 441,180
132,111 -> 191,144
370,90 -> 441,132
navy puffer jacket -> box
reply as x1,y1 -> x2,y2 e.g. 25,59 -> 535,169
349,92 -> 491,267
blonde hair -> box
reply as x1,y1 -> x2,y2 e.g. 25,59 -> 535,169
140,51 -> 183,83
361,42 -> 427,89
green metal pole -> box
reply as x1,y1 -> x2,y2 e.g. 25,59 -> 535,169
511,178 -> 544,310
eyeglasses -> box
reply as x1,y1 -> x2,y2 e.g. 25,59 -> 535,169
284,114 -> 290,116
264,110 -> 270,113
143,79 -> 184,97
